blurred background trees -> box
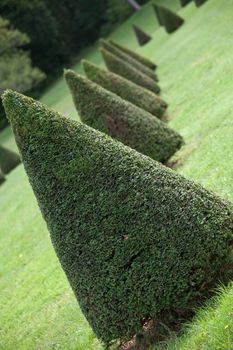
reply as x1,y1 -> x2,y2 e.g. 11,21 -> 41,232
0,0 -> 149,129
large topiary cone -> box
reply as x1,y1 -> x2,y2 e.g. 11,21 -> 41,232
3,90 -> 233,345
153,5 -> 184,33
180,0 -> 192,6
133,24 -> 152,46
109,39 -> 157,71
82,60 -> 167,119
101,48 -> 160,94
194,0 -> 208,6
100,39 -> 158,82
0,170 -> 6,185
0,144 -> 21,174
65,70 -> 182,163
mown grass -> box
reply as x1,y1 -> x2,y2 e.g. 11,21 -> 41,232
0,0 -> 232,349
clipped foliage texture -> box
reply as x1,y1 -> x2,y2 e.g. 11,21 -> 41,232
133,24 -> 152,46
82,60 -> 167,119
109,39 -> 157,71
65,70 -> 182,163
154,5 -> 184,33
100,39 -> 158,81
3,90 -> 233,345
0,144 -> 21,174
101,48 -> 160,94
100,39 -> 158,82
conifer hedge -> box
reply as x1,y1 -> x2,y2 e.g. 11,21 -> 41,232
101,48 -> 161,94
82,60 -> 167,119
0,145 -> 21,174
153,5 -> 184,33
180,0 -> 192,6
0,170 -> 5,185
133,24 -> 152,46
65,70 -> 182,163
100,39 -> 158,82
3,90 -> 233,345
109,39 -> 157,71
194,0 -> 208,6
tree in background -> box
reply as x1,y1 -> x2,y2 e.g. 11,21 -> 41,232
0,16 -> 45,130
0,0 -> 67,77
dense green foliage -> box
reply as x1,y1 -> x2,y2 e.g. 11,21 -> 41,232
180,0 -> 192,6
0,144 -> 21,174
82,60 -> 167,119
0,0 -> 149,80
109,39 -> 157,70
0,170 -> 6,185
65,70 -> 181,163
101,48 -> 161,94
100,39 -> 158,82
153,5 -> 184,33
0,16 -> 45,130
3,90 -> 233,346
194,0 -> 208,6
0,0 -> 66,76
133,24 -> 152,46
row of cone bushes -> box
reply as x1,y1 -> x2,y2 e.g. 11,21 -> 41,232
133,0 -> 208,46
2,17 -> 232,349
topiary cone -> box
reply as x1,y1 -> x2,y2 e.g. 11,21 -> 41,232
0,144 -> 21,174
109,39 -> 157,71
100,39 -> 158,82
180,0 -> 192,6
194,0 -> 208,6
101,48 -> 161,94
82,60 -> 167,119
153,5 -> 184,33
64,70 -> 182,163
3,89 -> 233,345
0,170 -> 6,185
133,24 -> 152,46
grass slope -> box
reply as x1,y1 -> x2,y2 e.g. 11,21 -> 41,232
0,0 -> 232,349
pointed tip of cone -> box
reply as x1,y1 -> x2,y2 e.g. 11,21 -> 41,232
2,89 -> 30,125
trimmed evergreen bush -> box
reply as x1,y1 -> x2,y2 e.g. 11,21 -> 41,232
65,70 -> 182,163
0,145 -> 21,174
153,5 -> 184,33
0,170 -> 5,185
3,90 -> 233,345
153,4 -> 162,26
82,60 -> 167,119
109,39 -> 157,71
100,39 -> 158,82
101,48 -> 161,94
133,24 -> 152,46
194,0 -> 208,6
180,0 -> 192,6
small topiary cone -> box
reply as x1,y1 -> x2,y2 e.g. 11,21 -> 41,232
154,5 -> 184,33
194,0 -> 208,6
100,39 -> 158,82
65,70 -> 182,163
0,170 -> 6,185
101,48 -> 160,94
109,39 -> 157,71
0,144 -> 21,174
133,25 -> 152,46
153,4 -> 163,26
82,60 -> 167,119
180,0 -> 192,6
3,89 -> 233,345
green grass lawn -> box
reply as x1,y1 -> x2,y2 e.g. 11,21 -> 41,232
0,0 -> 233,349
